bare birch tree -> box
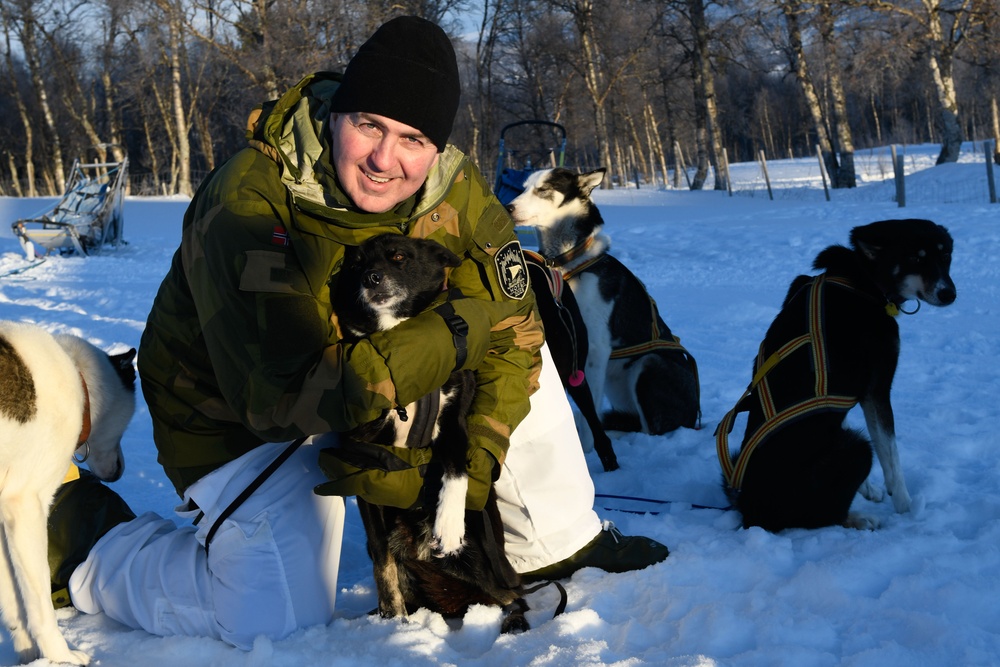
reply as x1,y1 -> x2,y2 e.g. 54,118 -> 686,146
863,0 -> 985,164
1,0 -> 69,194
816,1 -> 856,187
1,12 -> 35,196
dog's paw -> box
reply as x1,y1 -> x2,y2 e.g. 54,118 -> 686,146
858,479 -> 885,503
12,628 -> 38,662
45,648 -> 90,666
844,513 -> 880,530
431,530 -> 466,557
889,484 -> 912,514
377,602 -> 408,620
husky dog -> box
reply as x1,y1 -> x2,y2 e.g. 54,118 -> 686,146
507,167 -> 700,451
332,234 -> 527,633
716,219 -> 956,531
0,321 -> 135,665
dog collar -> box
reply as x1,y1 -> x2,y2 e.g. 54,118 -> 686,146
545,236 -> 596,269
77,373 -> 92,450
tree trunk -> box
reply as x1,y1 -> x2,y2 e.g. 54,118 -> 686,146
925,23 -> 963,163
817,2 -> 856,188
991,97 -> 1000,165
643,94 -> 667,187
18,5 -> 65,194
780,0 -> 838,186
1,16 -> 36,196
156,0 -> 192,195
578,10 -> 614,188
689,0 -> 726,191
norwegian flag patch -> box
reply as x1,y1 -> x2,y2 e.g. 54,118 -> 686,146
271,225 -> 290,247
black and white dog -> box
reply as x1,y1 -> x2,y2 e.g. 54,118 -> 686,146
716,219 -> 956,531
0,322 -> 135,666
507,167 -> 700,453
332,234 -> 527,633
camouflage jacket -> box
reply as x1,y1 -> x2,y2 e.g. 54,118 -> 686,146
138,72 -> 543,496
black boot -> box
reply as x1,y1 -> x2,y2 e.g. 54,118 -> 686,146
48,466 -> 136,608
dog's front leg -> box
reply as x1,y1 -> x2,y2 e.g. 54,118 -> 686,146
0,494 -> 89,665
432,472 -> 468,556
0,522 -> 39,661
861,397 -> 911,513
430,372 -> 476,557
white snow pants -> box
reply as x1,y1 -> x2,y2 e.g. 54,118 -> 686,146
69,343 -> 601,648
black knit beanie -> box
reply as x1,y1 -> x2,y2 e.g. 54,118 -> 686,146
331,16 -> 460,152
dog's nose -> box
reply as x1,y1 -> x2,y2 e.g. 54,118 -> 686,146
363,271 -> 382,288
938,286 -> 956,305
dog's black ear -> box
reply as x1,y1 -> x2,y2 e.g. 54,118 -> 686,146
110,348 -> 137,389
849,224 -> 883,261
813,244 -> 853,270
579,168 -> 606,198
436,245 -> 463,269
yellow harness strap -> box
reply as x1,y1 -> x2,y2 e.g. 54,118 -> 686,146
716,274 -> 870,490
606,291 -> 702,428
62,464 -> 81,484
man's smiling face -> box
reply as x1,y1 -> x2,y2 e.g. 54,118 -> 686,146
330,112 -> 440,213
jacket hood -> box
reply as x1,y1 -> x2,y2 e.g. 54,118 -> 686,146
253,72 -> 466,226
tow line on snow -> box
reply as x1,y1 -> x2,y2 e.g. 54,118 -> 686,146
0,257 -> 46,279
595,493 -> 731,515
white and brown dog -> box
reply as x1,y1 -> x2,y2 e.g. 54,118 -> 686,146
0,321 -> 135,665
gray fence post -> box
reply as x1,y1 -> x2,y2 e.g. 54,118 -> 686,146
986,140 -> 997,204
891,144 -> 906,207
758,149 -> 773,201
815,145 -> 830,201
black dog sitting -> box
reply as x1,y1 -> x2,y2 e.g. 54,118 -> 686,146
331,233 -> 527,632
717,219 -> 956,531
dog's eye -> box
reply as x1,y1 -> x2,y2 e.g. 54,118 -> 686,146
391,252 -> 406,262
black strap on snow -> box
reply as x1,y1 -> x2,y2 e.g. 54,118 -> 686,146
203,437 -> 305,557
523,580 -> 569,618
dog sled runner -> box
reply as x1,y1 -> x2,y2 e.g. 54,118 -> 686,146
493,120 -> 567,205
11,144 -> 129,259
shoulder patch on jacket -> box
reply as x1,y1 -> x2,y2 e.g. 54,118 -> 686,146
495,240 -> 528,300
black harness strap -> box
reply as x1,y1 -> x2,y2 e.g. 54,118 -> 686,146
522,580 -> 569,618
203,437 -> 306,557
434,298 -> 470,371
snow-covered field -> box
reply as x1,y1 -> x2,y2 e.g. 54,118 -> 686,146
0,143 -> 997,666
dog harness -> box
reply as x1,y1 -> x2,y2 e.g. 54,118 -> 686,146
715,273 -> 895,490
524,249 -> 586,386
532,241 -> 702,425
606,292 -> 702,428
